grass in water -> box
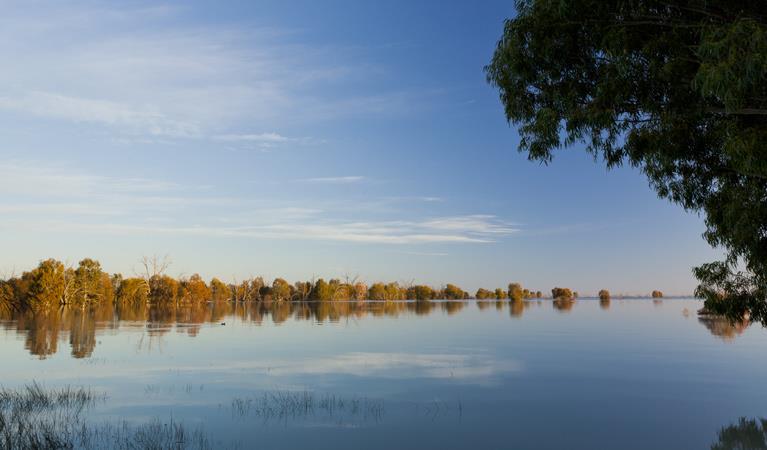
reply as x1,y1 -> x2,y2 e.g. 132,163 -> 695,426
0,382 -> 213,450
231,390 -> 385,423
0,383 -> 388,448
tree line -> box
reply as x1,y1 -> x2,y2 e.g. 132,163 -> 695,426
0,257 -> 478,312
475,283 -> 543,301
0,258 -> 668,313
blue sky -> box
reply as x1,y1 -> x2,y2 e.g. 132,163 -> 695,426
0,0 -> 719,295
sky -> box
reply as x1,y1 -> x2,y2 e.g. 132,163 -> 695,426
0,0 -> 720,295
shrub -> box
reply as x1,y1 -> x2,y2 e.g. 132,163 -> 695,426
551,287 -> 574,299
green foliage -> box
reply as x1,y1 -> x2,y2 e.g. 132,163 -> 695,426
310,279 -> 334,301
24,259 -> 67,310
0,281 -> 13,314
710,417 -> 767,450
353,283 -> 368,301
0,258 -> 520,310
293,281 -> 312,301
508,283 -> 524,302
443,283 -> 466,300
148,275 -> 179,304
695,261 -> 767,322
210,278 -> 231,302
368,283 -> 387,301
486,0 -> 767,323
598,289 -> 611,301
117,278 -> 149,305
73,258 -> 104,305
475,288 -> 495,300
388,283 -> 405,301
271,278 -> 292,301
408,285 -> 436,301
179,274 -> 211,303
258,284 -> 273,300
331,281 -> 353,301
551,287 -> 573,300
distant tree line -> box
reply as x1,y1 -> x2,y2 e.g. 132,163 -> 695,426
0,258 -> 673,314
0,258 -> 478,312
475,283 -> 543,301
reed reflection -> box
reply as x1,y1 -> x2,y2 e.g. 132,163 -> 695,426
710,417 -> 767,450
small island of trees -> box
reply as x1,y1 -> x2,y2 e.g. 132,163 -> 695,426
475,283 -> 543,301
551,287 -> 574,300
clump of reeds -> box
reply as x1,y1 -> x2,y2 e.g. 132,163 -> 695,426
0,382 -> 102,449
80,418 -> 211,450
231,390 -> 384,423
0,381 -> 101,413
0,382 -> 217,450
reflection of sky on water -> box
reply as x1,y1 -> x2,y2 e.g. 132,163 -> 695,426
131,351 -> 522,381
1,299 -> 767,449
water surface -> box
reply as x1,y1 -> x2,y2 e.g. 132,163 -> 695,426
1,298 -> 765,449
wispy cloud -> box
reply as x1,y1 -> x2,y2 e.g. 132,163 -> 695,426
8,216 -> 515,245
0,161 -> 517,245
422,215 -> 517,234
0,91 -> 199,138
0,161 -> 228,217
397,251 -> 449,257
49,351 -> 521,386
212,132 -> 317,150
214,132 -> 292,143
229,351 -> 523,381
298,176 -> 366,184
0,3 -> 420,144
0,162 -> 185,197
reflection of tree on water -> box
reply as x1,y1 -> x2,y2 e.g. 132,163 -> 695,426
711,417 -> 767,450
18,311 -> 61,358
475,299 -> 528,317
510,300 -> 527,318
476,300 -> 492,310
552,298 -> 575,313
4,298 -> 738,358
600,298 -> 610,310
68,307 -> 97,358
0,300 -> 473,358
698,314 -> 751,341
441,301 -> 466,315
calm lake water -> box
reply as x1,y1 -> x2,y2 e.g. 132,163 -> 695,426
1,298 -> 765,449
